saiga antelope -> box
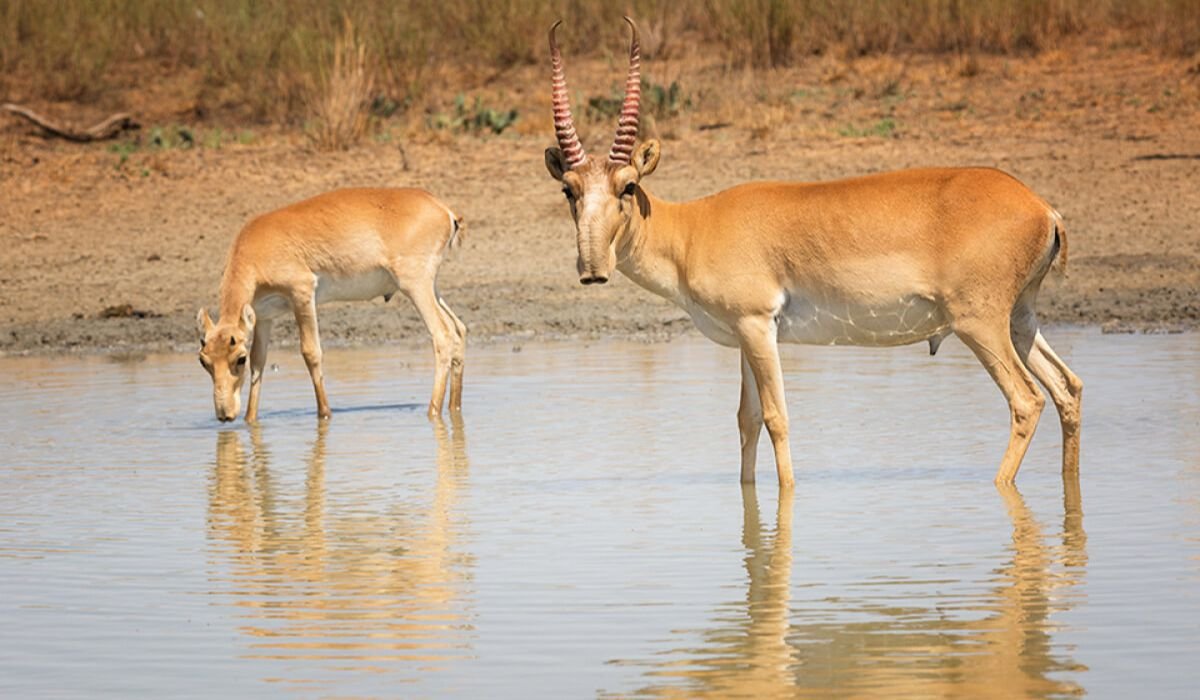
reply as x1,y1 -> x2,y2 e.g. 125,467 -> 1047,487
544,18 -> 1082,487
198,188 -> 466,422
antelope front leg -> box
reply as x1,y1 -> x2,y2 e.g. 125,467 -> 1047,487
737,315 -> 795,489
738,350 -> 764,484
291,291 -> 332,420
244,319 -> 272,423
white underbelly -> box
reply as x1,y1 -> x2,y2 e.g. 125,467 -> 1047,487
314,268 -> 398,305
778,292 -> 949,347
251,269 -> 397,321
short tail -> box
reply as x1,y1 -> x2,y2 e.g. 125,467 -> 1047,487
1050,209 -> 1067,276
447,211 -> 465,251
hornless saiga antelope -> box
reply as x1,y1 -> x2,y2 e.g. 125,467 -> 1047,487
197,188 -> 466,423
544,18 -> 1082,487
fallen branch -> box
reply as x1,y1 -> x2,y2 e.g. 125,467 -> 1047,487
1,103 -> 139,142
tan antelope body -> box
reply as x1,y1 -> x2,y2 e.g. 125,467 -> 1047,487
545,19 -> 1082,487
198,187 -> 466,422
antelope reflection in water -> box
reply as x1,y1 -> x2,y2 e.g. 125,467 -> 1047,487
619,478 -> 1088,698
208,417 -> 472,687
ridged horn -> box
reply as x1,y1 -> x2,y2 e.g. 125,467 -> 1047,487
607,16 -> 641,165
549,20 -> 586,169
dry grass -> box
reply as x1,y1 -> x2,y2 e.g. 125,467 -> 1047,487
0,0 -> 1195,124
309,18 -> 374,150
703,0 -> 1200,66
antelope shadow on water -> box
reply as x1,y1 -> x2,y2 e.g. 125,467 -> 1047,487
612,476 -> 1088,698
207,416 -> 472,687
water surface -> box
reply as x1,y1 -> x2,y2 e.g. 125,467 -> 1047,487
1,331 -> 1198,697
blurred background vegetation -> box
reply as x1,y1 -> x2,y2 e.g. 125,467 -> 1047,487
1,0 -> 1196,146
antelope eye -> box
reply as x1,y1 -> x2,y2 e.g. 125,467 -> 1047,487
621,182 -> 636,197
236,355 -> 247,367
562,187 -> 575,200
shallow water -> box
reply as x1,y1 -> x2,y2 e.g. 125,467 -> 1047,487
1,330 -> 1198,698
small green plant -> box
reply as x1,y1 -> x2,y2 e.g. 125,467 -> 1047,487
645,80 -> 689,118
146,125 -> 195,150
106,124 -> 243,167
203,128 -> 225,149
430,94 -> 518,134
107,140 -> 138,168
838,118 -> 897,139
587,94 -> 620,121
589,78 -> 690,122
370,95 -> 404,118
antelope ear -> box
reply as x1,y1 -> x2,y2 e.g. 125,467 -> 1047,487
240,304 -> 256,332
545,147 -> 569,181
197,308 -> 214,337
632,139 -> 660,178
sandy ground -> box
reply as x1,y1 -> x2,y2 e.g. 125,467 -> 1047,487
1,43 -> 1198,356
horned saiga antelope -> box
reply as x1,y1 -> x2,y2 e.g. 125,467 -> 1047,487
544,18 -> 1082,487
198,188 -> 466,422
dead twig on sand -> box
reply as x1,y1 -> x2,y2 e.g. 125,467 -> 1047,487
1,103 -> 139,142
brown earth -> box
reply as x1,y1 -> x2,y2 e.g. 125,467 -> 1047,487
1,42 -> 1198,356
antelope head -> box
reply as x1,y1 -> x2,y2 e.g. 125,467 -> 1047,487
544,17 -> 661,285
197,305 -> 255,422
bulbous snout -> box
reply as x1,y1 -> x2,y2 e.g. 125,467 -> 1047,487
213,388 -> 241,423
574,201 -> 620,286
576,242 -> 615,286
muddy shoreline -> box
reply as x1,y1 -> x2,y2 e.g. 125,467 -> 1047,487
2,45 -> 1197,358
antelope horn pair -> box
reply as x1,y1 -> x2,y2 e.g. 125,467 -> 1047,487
549,16 -> 641,169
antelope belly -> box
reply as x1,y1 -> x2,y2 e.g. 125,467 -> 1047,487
777,292 -> 950,347
314,268 -> 398,304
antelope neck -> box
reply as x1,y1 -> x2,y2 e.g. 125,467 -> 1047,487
617,189 -> 689,307
217,261 -> 258,321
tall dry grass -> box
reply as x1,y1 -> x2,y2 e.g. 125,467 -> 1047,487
1,0 -> 1195,120
309,18 -> 374,150
704,0 -> 1200,65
